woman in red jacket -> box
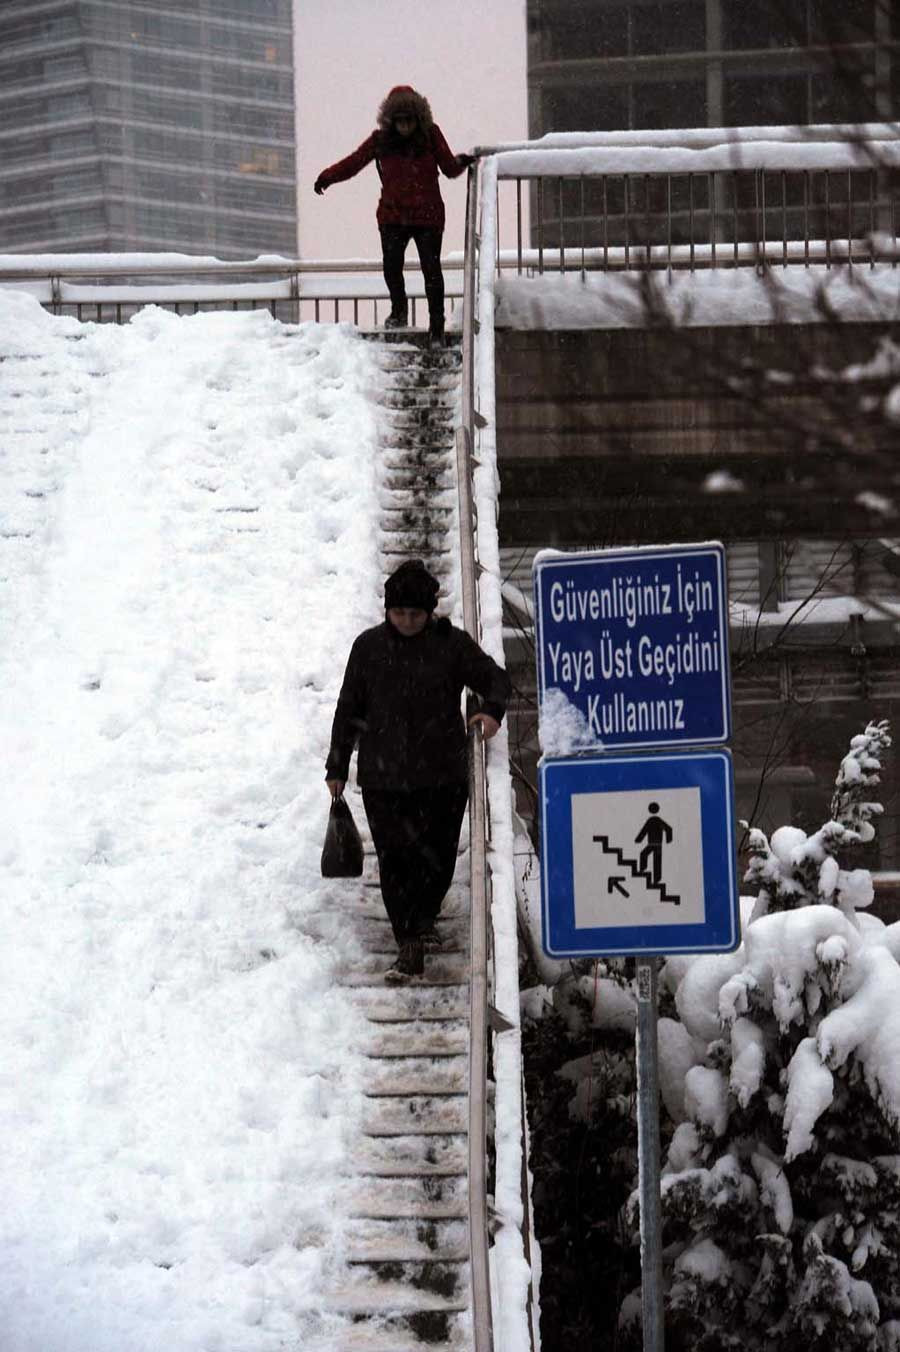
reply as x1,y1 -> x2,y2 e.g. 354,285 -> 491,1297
314,85 -> 472,345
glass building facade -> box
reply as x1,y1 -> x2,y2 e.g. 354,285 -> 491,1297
0,0 -> 297,257
528,0 -> 897,136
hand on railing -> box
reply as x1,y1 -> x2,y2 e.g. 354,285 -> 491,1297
468,712 -> 500,741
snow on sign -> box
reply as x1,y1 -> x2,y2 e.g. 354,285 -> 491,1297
540,750 -> 739,958
534,542 -> 731,752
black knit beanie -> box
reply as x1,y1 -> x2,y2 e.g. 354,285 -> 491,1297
384,559 -> 440,612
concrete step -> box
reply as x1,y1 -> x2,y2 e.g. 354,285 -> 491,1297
302,1312 -> 469,1351
375,524 -> 451,551
380,447 -> 455,472
361,1022 -> 468,1059
347,1173 -> 468,1220
356,1132 -> 468,1176
344,1217 -> 468,1264
364,1055 -> 467,1098
379,390 -> 458,411
363,1093 -> 468,1136
379,500 -> 456,522
384,371 -> 460,393
379,549 -> 454,576
379,477 -> 457,500
324,1276 -> 468,1317
352,986 -> 469,1025
381,407 -> 455,431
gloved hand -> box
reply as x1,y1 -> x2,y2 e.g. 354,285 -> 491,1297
314,177 -> 327,195
456,153 -> 476,170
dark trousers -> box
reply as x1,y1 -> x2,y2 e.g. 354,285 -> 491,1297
379,225 -> 445,327
362,783 -> 468,944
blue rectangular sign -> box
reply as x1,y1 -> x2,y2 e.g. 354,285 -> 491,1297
540,749 -> 739,958
534,543 -> 731,752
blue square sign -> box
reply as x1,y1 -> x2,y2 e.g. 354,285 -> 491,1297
534,543 -> 732,752
540,749 -> 740,958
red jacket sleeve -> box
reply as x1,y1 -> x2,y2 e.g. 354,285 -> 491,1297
317,133 -> 378,188
431,124 -> 466,179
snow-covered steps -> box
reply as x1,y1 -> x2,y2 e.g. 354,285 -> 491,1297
356,1133 -> 468,1177
347,1175 -> 468,1221
362,1094 -> 469,1137
364,1054 -> 468,1098
344,1217 -> 469,1264
324,1276 -> 468,1317
320,330 -> 470,1350
302,1315 -> 471,1352
352,985 -> 470,1024
342,953 -> 470,986
361,1021 -> 468,1058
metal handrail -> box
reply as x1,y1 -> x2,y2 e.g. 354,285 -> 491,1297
0,256 -> 466,280
455,160 -> 494,1352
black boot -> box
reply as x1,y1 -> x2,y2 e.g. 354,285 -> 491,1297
384,303 -> 409,330
384,938 -> 425,984
427,313 -> 445,348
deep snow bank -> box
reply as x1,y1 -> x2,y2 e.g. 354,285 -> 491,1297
0,293 -> 383,1350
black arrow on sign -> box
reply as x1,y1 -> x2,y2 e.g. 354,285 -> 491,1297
608,876 -> 629,898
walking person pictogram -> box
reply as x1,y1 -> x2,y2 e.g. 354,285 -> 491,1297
635,802 -> 673,886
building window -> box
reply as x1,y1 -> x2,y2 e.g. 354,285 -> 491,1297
724,72 -> 809,126
633,78 -> 706,128
542,84 -> 630,132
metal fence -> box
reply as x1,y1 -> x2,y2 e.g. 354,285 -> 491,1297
0,257 -> 465,326
504,167 -> 897,273
484,129 -> 900,275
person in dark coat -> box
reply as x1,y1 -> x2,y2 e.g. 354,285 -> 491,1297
325,559 -> 510,981
314,85 -> 473,345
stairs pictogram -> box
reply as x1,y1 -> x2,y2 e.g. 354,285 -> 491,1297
592,834 -> 681,905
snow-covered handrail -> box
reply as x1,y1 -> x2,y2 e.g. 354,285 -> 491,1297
0,253 -> 466,277
455,164 -> 494,1352
458,158 -> 540,1352
475,124 -> 900,277
0,252 -> 463,327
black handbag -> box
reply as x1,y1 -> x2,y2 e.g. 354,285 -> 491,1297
320,795 -> 364,878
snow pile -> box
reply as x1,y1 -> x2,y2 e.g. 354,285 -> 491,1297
494,265 -> 900,332
0,293 -> 382,1350
538,685 -> 599,756
491,129 -> 900,177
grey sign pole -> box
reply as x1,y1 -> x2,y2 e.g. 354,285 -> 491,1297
635,956 -> 665,1352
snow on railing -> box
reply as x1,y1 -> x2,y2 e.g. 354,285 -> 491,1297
457,159 -> 540,1352
0,252 -> 464,326
475,124 -> 900,277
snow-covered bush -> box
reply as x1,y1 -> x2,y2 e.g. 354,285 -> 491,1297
622,721 -> 900,1351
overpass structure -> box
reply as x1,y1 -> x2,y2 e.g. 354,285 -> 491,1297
3,122 -> 900,1348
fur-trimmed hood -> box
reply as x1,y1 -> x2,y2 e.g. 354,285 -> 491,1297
377,85 -> 434,135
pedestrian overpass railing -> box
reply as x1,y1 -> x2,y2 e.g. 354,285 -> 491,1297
456,162 -> 539,1352
477,123 -> 900,276
0,254 -> 464,326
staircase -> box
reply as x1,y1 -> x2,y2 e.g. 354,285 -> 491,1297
318,333 -> 476,1350
0,332 -> 89,654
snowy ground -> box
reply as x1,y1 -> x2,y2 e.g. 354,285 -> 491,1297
0,292 -> 385,1350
